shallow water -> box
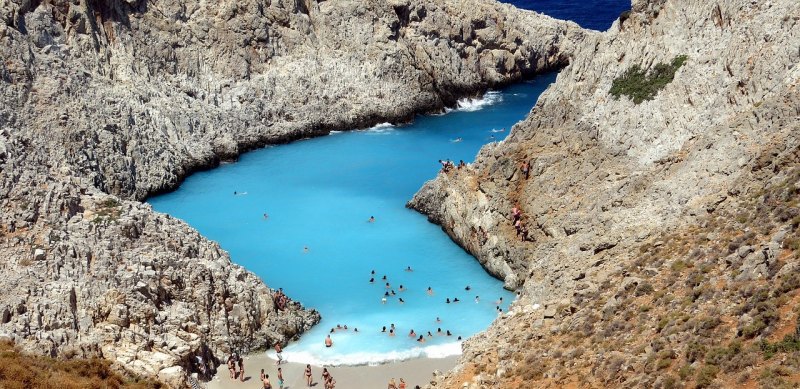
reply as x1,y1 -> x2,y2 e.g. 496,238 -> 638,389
149,76 -> 554,365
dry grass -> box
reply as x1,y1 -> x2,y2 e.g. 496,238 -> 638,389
0,341 -> 162,389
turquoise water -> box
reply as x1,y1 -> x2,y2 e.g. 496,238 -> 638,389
148,74 -> 555,365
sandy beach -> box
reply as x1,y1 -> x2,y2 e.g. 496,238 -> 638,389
204,353 -> 457,389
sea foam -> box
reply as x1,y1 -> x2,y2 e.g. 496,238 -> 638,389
269,341 -> 463,366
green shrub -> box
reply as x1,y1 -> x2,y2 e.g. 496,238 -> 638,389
695,365 -> 719,388
610,55 -> 688,104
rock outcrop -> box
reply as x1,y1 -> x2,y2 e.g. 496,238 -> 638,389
410,0 -> 800,387
0,0 -> 589,386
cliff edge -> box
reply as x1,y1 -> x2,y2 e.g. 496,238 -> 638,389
410,0 -> 800,387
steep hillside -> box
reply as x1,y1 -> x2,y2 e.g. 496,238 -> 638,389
0,0 -> 588,386
410,0 -> 800,387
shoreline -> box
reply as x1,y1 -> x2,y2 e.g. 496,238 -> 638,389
205,354 -> 458,389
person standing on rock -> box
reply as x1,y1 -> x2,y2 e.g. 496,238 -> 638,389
520,159 -> 530,179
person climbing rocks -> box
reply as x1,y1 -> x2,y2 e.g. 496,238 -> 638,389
520,159 -> 530,179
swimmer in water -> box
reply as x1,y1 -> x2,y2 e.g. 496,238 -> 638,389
409,329 -> 416,337
417,335 -> 425,343
325,335 -> 333,348
389,329 -> 395,336
453,297 -> 460,303
399,298 -> 405,304
446,298 -> 450,304
303,246 -> 309,253
446,330 -> 452,336
381,296 -> 387,304
263,213 -> 269,219
475,296 -> 480,303
427,331 -> 433,337
465,285 -> 471,291
382,275 -> 387,280
427,287 -> 434,296
370,277 -> 374,283
436,317 -> 441,323
382,326 -> 387,333
399,285 -> 406,292
451,137 -> 463,143
405,266 -> 413,272
368,216 -> 375,223
385,282 -> 391,289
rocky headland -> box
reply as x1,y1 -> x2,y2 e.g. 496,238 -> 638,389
410,0 -> 800,387
0,0 -> 589,386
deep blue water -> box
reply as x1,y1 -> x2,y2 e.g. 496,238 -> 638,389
149,78 -> 553,365
501,0 -> 630,31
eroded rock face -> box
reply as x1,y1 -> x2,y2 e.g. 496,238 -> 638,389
410,0 -> 800,386
0,0 -> 588,386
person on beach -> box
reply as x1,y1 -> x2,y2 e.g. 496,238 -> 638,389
322,368 -> 330,382
261,372 -> 272,389
388,378 -> 398,389
325,334 -> 333,347
274,343 -> 283,365
305,364 -> 313,387
227,354 -> 237,379
369,216 -> 375,223
399,378 -> 407,389
326,376 -> 336,389
238,355 -> 245,382
277,368 -> 284,389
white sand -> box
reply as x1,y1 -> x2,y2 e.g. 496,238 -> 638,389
204,353 -> 457,389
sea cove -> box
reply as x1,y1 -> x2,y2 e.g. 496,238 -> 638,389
148,78 -> 553,366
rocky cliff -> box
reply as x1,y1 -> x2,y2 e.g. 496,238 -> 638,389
410,0 -> 800,387
0,0 -> 589,386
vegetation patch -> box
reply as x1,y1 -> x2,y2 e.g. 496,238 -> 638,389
609,55 -> 688,104
0,341 -> 161,389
